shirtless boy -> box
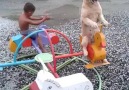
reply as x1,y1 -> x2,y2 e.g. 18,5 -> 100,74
19,2 -> 50,52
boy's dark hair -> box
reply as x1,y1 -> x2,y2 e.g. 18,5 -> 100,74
24,2 -> 35,13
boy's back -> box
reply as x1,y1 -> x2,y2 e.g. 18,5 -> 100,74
19,13 -> 29,31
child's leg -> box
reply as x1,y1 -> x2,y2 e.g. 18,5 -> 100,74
37,36 -> 47,53
27,29 -> 47,53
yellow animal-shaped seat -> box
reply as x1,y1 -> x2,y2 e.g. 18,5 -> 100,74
80,25 -> 110,69
87,30 -> 106,63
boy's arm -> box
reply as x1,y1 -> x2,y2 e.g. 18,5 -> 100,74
30,15 -> 50,20
30,16 -> 42,20
26,17 -> 49,25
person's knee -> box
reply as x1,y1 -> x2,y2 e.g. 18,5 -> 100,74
38,36 -> 42,40
37,36 -> 43,43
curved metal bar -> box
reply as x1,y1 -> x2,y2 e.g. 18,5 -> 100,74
13,28 -> 74,73
13,30 -> 44,62
43,30 -> 57,72
46,29 -> 74,72
46,29 -> 74,54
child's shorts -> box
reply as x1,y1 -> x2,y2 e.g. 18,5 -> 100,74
20,29 -> 38,40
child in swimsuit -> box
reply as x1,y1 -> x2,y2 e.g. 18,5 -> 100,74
19,2 -> 50,52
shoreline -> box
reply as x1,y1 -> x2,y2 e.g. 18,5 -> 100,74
0,0 -> 129,27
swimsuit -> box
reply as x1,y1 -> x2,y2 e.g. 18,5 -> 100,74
20,25 -> 48,40
20,28 -> 38,40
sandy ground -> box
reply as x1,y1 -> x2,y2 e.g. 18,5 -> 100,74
0,0 -> 129,27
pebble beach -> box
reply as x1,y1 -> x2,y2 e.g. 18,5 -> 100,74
0,0 -> 129,90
